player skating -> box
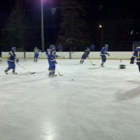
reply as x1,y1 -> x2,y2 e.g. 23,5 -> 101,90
100,44 -> 110,67
4,47 -> 19,75
130,46 -> 140,72
46,44 -> 58,77
34,47 -> 42,62
80,47 -> 90,64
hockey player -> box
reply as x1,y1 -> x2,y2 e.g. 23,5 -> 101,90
4,47 -> 19,75
100,44 -> 110,67
130,46 -> 140,72
57,44 -> 63,52
46,44 -> 58,77
90,44 -> 95,51
34,47 -> 42,62
80,47 -> 90,64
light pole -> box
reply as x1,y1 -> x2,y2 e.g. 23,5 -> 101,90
41,0 -> 44,52
99,24 -> 103,47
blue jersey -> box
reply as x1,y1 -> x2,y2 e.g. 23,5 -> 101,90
46,49 -> 56,61
8,51 -> 16,62
133,47 -> 140,62
100,47 -> 108,55
90,45 -> 95,51
83,49 -> 90,57
57,45 -> 62,51
34,48 -> 41,54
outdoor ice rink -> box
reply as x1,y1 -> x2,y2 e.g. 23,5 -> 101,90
0,58 -> 140,140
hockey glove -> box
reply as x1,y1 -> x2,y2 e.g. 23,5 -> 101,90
52,60 -> 57,64
130,57 -> 135,64
107,53 -> 110,56
16,59 -> 19,63
54,55 -> 59,58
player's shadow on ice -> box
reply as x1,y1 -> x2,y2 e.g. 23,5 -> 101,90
115,83 -> 140,101
89,66 -> 122,70
88,67 -> 102,70
74,63 -> 96,65
74,63 -> 91,65
106,67 -> 122,70
74,64 -> 82,65
127,80 -> 140,85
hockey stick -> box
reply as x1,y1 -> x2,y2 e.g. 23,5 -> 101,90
62,54 -> 68,58
88,57 -> 95,65
39,52 -> 44,58
17,63 -> 35,74
57,54 -> 68,59
59,54 -> 69,58
56,64 -> 63,76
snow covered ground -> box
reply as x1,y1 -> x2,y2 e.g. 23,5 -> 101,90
0,59 -> 140,140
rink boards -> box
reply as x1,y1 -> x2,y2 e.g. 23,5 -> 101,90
1,51 -> 133,60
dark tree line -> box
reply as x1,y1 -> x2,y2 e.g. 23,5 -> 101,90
0,0 -> 140,51
0,0 -> 32,51
0,0 -> 89,51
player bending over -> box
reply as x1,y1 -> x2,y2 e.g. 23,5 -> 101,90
100,44 -> 110,67
46,44 -> 58,77
130,46 -> 140,72
34,47 -> 42,62
4,47 -> 19,75
80,47 -> 90,64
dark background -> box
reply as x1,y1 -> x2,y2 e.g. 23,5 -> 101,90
0,0 -> 140,51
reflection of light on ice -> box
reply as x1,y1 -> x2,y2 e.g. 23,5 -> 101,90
40,122 -> 56,140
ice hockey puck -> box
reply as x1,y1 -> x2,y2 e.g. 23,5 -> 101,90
119,64 -> 125,69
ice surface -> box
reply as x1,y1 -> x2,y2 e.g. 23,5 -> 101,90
0,59 -> 140,140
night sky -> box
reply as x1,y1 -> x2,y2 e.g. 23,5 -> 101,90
0,0 -> 139,22
0,0 -> 140,51
0,0 -> 60,30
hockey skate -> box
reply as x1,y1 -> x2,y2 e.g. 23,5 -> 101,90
13,72 -> 17,75
4,70 -> 8,75
101,63 -> 105,67
80,60 -> 84,64
52,71 -> 57,77
101,65 -> 105,67
48,73 -> 53,77
12,70 -> 17,75
52,73 -> 57,77
48,73 -> 57,77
